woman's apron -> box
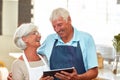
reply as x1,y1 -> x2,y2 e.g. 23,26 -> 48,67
22,53 -> 49,80
50,40 -> 86,79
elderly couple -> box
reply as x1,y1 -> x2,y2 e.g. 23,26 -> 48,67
8,8 -> 98,80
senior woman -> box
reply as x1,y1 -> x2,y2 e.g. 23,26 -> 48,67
11,23 -> 53,80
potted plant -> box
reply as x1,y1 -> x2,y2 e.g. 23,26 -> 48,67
112,33 -> 120,74
112,33 -> 120,55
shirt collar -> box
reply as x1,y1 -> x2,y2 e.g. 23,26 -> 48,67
54,27 -> 79,43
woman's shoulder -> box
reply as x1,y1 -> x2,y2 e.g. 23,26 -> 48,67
11,59 -> 25,67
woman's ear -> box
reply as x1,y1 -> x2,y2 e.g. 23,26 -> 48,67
22,37 -> 27,42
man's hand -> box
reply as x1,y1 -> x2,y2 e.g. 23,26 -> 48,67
7,72 -> 12,80
54,68 -> 79,80
54,67 -> 98,80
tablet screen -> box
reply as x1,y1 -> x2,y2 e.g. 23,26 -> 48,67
43,67 -> 73,77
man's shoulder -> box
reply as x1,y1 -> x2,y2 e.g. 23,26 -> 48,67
76,30 -> 92,38
41,33 -> 57,47
46,33 -> 58,40
47,33 -> 57,37
74,27 -> 90,36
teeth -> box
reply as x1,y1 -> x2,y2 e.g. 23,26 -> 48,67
60,30 -> 64,33
59,31 -> 63,34
36,39 -> 39,42
37,40 -> 39,42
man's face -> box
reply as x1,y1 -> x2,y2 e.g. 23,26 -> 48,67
52,17 -> 72,39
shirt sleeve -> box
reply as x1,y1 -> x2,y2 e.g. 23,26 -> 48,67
37,34 -> 56,60
11,60 -> 28,80
37,36 -> 48,56
86,34 -> 98,69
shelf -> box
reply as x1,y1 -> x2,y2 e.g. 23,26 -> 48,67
9,52 -> 22,58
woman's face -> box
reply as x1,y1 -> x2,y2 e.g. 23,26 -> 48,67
23,30 -> 41,49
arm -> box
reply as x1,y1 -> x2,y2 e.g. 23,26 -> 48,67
11,60 -> 26,80
7,72 -> 12,80
77,67 -> 98,80
78,34 -> 98,79
55,67 -> 98,80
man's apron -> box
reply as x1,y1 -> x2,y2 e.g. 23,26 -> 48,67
50,40 -> 86,79
23,53 -> 49,80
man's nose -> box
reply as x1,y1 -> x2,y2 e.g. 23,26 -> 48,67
55,26 -> 60,32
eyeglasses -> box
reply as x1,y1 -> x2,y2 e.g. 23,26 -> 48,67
29,31 -> 40,35
24,31 -> 40,37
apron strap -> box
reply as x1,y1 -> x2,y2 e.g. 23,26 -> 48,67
38,55 -> 49,68
22,52 -> 48,70
22,53 -> 30,70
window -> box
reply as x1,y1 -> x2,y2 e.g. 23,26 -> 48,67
18,0 -> 33,26
33,0 -> 120,46
0,0 -> 2,35
117,0 -> 120,4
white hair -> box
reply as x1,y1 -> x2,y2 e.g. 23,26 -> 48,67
13,23 -> 38,50
50,8 -> 70,22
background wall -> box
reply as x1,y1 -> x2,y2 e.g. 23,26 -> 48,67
0,36 -> 21,71
0,0 -> 20,71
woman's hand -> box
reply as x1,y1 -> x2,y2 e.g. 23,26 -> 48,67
7,72 -> 12,80
40,76 -> 54,80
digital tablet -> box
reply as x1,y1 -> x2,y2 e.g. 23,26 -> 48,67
43,67 -> 74,77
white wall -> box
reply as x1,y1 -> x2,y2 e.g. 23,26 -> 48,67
33,0 -> 68,42
34,0 -> 120,47
0,0 -> 20,71
2,0 -> 18,36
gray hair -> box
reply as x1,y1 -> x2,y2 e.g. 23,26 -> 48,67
13,23 -> 38,50
50,8 -> 70,22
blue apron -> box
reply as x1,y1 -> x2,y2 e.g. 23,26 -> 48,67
50,40 -> 86,79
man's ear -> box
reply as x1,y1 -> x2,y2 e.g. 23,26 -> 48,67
67,16 -> 71,23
